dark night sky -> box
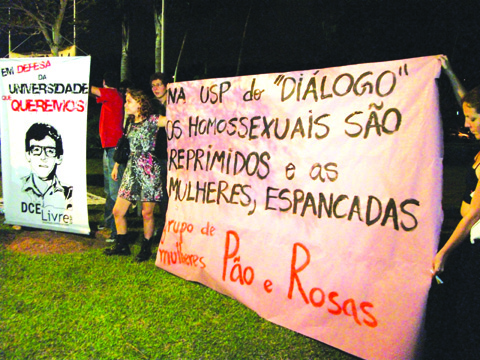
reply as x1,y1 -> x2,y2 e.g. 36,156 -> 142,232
3,0 -> 480,102
59,1 -> 476,85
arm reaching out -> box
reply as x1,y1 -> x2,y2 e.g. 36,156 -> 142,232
433,173 -> 480,274
91,86 -> 101,97
438,55 -> 467,107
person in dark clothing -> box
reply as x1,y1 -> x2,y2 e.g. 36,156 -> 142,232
149,72 -> 171,241
425,55 -> 480,360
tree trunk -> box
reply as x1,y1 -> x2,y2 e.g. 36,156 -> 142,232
154,1 -> 163,73
120,0 -> 131,81
52,0 -> 68,56
120,50 -> 130,82
38,0 -> 68,56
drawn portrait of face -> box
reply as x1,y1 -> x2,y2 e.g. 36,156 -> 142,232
25,136 -> 63,180
24,123 -> 64,181
22,123 -> 73,209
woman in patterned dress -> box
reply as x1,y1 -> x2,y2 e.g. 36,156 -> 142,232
104,89 -> 166,262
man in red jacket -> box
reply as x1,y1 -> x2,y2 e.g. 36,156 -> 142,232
91,72 -> 125,241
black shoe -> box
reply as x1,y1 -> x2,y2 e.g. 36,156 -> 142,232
127,233 -> 137,245
135,238 -> 153,262
104,234 -> 131,256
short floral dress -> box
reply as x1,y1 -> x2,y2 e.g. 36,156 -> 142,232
118,115 -> 163,202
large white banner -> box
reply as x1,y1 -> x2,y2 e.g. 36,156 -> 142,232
156,56 -> 443,359
0,56 -> 90,235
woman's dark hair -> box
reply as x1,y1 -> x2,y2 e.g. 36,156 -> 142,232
127,89 -> 153,120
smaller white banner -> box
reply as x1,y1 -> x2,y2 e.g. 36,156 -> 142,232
0,56 -> 91,235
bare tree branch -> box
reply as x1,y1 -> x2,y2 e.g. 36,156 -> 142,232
0,0 -> 93,55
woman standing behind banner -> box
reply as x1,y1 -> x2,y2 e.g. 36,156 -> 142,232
104,89 -> 166,262
425,55 -> 480,359
149,72 -> 170,241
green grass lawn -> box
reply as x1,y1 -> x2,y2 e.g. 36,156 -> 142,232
0,250 -> 358,359
0,158 -> 359,360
